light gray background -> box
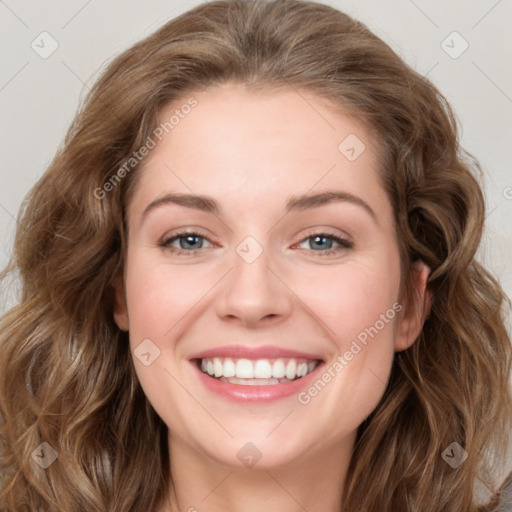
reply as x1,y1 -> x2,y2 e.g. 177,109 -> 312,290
0,0 -> 511,485
0,1 -> 510,319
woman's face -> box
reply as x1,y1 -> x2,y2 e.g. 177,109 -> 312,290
114,82 -> 426,470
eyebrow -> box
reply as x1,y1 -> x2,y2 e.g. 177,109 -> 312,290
142,190 -> 376,221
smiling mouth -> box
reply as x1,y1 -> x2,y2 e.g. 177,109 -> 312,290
195,357 -> 321,386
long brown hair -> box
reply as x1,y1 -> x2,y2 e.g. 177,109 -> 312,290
1,0 -> 510,510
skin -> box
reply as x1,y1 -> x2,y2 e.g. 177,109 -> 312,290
114,82 -> 430,512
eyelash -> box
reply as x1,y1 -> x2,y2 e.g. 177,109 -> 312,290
159,230 -> 353,257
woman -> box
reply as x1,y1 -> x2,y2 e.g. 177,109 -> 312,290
1,0 -> 510,510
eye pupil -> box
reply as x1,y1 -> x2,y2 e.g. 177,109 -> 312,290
311,235 -> 332,250
181,235 -> 202,249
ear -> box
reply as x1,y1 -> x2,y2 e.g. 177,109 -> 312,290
394,260 -> 432,352
112,276 -> 129,331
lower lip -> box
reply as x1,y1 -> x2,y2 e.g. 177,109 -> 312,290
191,361 -> 324,402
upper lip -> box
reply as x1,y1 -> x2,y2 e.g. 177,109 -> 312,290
189,344 -> 324,361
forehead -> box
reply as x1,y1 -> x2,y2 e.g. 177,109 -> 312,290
126,83 -> 391,224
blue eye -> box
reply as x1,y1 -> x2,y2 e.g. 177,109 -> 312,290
296,232 -> 353,255
160,231 -> 212,255
159,230 -> 353,257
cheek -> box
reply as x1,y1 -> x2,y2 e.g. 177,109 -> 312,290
124,254 -> 218,343
291,253 -> 401,413
123,253 -> 216,421
292,254 -> 401,347
125,242 -> 402,354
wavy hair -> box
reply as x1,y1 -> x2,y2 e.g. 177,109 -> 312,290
1,0 -> 511,510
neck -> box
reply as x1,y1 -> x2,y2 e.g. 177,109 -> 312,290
159,433 -> 354,512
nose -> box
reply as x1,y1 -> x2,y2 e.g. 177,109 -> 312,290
214,242 -> 294,329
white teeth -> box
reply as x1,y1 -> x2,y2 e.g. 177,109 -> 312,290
272,359 -> 286,378
297,362 -> 307,377
213,357 -> 223,377
219,376 -> 291,385
199,357 -> 319,381
285,360 -> 296,380
223,358 -> 236,378
254,359 -> 272,378
236,359 -> 254,379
